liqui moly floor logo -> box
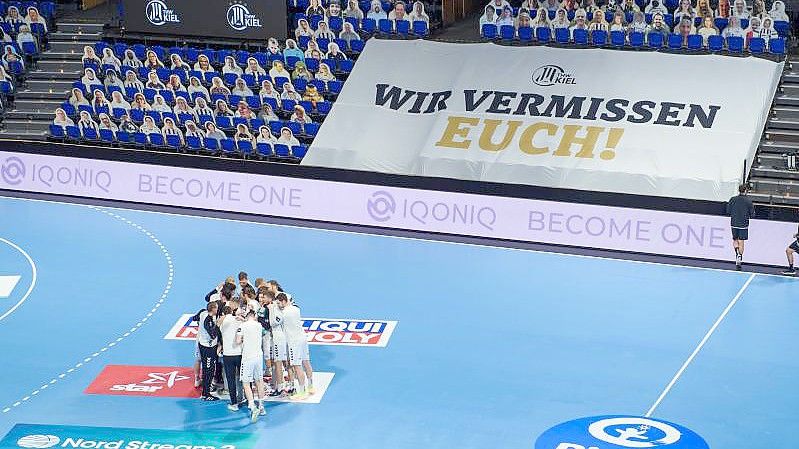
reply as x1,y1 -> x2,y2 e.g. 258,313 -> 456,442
165,315 -> 397,347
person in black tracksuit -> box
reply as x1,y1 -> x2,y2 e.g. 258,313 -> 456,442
195,301 -> 220,401
782,225 -> 799,275
726,184 -> 755,270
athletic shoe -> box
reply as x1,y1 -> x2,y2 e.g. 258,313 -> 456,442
259,406 -> 266,416
194,379 -> 201,388
201,395 -> 219,401
782,268 -> 796,275
227,404 -> 239,412
290,390 -> 308,401
239,397 -> 248,405
250,407 -> 259,423
268,390 -> 283,397
307,385 -> 316,395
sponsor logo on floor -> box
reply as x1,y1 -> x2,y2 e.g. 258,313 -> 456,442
165,315 -> 397,347
534,415 -> 709,449
1,424 -> 257,449
85,365 -> 199,398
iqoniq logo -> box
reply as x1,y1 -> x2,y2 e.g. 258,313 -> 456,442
1,156 -> 25,185
366,191 -> 396,222
226,1 -> 262,31
532,65 -> 577,86
145,0 -> 180,26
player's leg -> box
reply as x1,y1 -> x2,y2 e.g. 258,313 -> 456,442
783,243 -> 798,274
270,340 -> 287,396
253,363 -> 266,416
222,355 -> 240,409
240,360 -> 256,411
300,340 -> 314,394
288,343 -> 307,399
199,345 -> 217,400
193,344 -> 201,388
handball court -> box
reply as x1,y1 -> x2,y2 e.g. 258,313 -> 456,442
0,194 -> 796,449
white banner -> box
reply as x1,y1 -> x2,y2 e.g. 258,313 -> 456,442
302,40 -> 783,202
0,151 -> 796,267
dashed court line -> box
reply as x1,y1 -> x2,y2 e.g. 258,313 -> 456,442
1,206 -> 174,414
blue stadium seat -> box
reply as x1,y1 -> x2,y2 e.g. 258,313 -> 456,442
204,137 -> 219,152
748,37 -> 766,54
328,80 -> 343,95
149,133 -> 165,146
573,28 -> 588,45
317,101 -> 332,115
49,124 -> 65,140
769,37 -> 786,55
221,138 -> 238,156
99,128 -> 116,143
185,135 -> 203,152
555,27 -> 570,44
536,26 -> 551,42
361,18 -> 376,33
591,30 -> 607,46
21,41 -> 37,56
775,20 -> 790,37
82,127 -> 99,141
629,31 -> 645,48
66,125 -> 81,141
238,139 -> 254,157
727,36 -> 744,53
518,26 -> 533,43
338,59 -> 355,73
281,99 -> 297,111
396,19 -> 411,36
350,39 -> 365,53
292,145 -> 308,159
287,121 -> 302,136
345,16 -> 360,32
116,130 -> 131,143
304,122 -> 320,137
269,120 -> 283,135
647,32 -> 664,48
610,30 -> 625,47
328,16 -> 343,32
413,20 -> 428,36
274,144 -> 291,157
256,142 -> 273,158
305,57 -> 319,72
668,33 -> 682,50
707,35 -> 724,52
687,34 -> 702,50
132,132 -> 148,146
215,116 -> 233,130
714,17 -> 728,32
500,24 -> 515,40
163,134 -> 180,149
379,18 -> 394,34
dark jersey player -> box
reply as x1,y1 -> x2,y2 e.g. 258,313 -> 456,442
726,184 -> 755,270
783,225 -> 799,275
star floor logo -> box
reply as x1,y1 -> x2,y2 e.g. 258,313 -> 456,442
85,365 -> 199,397
534,415 -> 709,449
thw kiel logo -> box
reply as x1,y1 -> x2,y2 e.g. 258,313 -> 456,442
532,65 -> 577,86
85,365 -> 199,398
145,0 -> 180,26
227,1 -> 262,30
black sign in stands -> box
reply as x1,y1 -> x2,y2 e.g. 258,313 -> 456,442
121,0 -> 287,40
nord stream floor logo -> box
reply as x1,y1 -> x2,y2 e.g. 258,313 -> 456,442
0,424 -> 258,449
534,415 -> 709,449
0,237 -> 36,322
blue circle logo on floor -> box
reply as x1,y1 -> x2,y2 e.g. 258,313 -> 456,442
535,415 -> 709,449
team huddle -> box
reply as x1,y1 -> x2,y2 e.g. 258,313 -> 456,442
191,272 -> 314,423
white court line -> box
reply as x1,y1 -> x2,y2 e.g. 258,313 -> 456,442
644,272 -> 757,418
3,194 -> 796,280
0,206 -> 174,414
0,237 -> 37,322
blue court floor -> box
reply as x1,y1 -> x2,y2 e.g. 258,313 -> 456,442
0,195 -> 797,449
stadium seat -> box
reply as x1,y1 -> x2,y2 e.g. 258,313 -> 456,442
518,26 -> 533,43
687,34 -> 702,51
305,58 -> 319,71
99,128 -> 116,143
149,133 -> 165,147
610,30 -> 625,47
361,18 -> 376,33
345,16 -> 360,32
555,27 -> 570,44
775,20 -> 790,37
221,138 -> 238,156
256,142 -> 273,158
304,122 -> 320,137
727,36 -> 744,53
116,131 -> 131,143
667,33 -> 682,50
287,121 -> 302,136
328,80 -> 343,95
591,30 -> 607,46
629,31 -> 645,48
21,41 -> 37,56
204,137 -> 219,152
215,116 -> 233,130
412,20 -> 428,36
238,139 -> 254,157
82,127 -> 99,141
769,37 -> 786,55
481,23 -> 497,40
339,59 -> 355,73
748,37 -> 766,54
185,135 -> 203,152
379,19 -> 393,35
350,39 -> 365,53
707,35 -> 724,52
395,19 -> 410,36
292,145 -> 308,159
282,99 -> 297,111
269,120 -> 283,135
647,32 -> 664,48
49,124 -> 65,140
329,16 -> 343,32
166,134 -> 182,149
573,29 -> 588,45
132,132 -> 148,146
294,78 -> 308,92
66,125 -> 81,141
317,101 -> 332,115
274,144 -> 291,157
536,26 -> 551,42
714,18 -> 728,32
499,24 -> 515,40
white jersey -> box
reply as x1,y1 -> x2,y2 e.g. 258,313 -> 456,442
219,315 -> 242,356
268,303 -> 286,343
239,320 -> 264,361
197,310 -> 217,347
281,304 -> 305,343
